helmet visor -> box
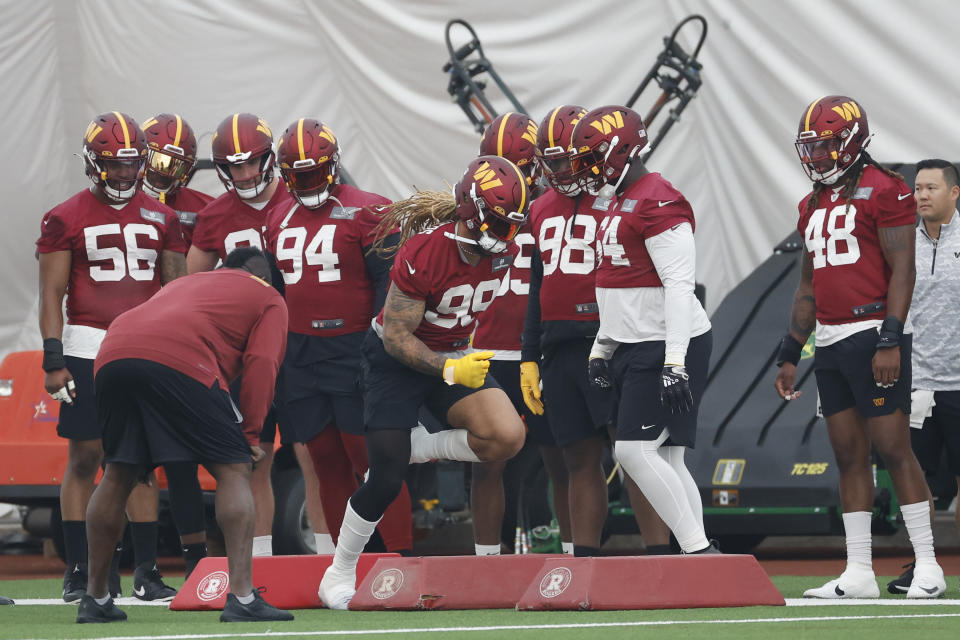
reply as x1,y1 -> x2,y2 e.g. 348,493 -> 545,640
281,163 -> 332,193
796,138 -> 839,173
146,149 -> 190,190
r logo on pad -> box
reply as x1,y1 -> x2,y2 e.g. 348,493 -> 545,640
196,570 -> 230,601
539,567 -> 572,598
370,568 -> 404,600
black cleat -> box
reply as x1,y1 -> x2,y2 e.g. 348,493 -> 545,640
63,564 -> 88,603
887,561 -> 915,594
133,563 -> 177,602
0,595 -> 13,605
76,594 -> 127,623
689,543 -> 722,554
220,590 -> 294,623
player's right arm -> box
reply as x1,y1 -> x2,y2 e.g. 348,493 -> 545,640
381,283 -> 447,376
38,250 -> 75,399
186,245 -> 220,274
775,250 -> 815,400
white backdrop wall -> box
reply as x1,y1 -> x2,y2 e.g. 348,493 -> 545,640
2,0 -> 959,358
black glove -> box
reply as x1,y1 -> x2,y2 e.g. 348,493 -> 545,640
660,365 -> 693,414
588,358 -> 612,389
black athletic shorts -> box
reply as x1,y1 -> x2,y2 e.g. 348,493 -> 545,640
911,390 -> 960,477
97,359 -> 252,468
229,375 -> 278,445
360,330 -> 501,431
815,329 -> 911,418
609,330 -> 712,447
540,338 -> 612,447
277,332 -> 366,442
489,359 -> 555,446
56,356 -> 101,441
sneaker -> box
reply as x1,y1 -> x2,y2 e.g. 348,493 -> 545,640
220,590 -> 294,623
318,567 -> 355,610
0,595 -> 13,605
803,566 -> 879,599
63,564 -> 88,603
886,561 -> 914,594
906,562 -> 946,599
76,594 -> 127,623
133,563 -> 178,602
688,543 -> 722,555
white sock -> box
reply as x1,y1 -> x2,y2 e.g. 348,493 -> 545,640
94,594 -> 111,605
235,591 -> 255,604
315,532 -> 336,554
252,535 -> 273,557
561,541 -> 574,555
411,428 -> 481,463
660,446 -> 704,530
331,501 -> 381,576
900,501 -> 936,565
614,436 -> 708,553
841,511 -> 872,571
475,544 -> 500,556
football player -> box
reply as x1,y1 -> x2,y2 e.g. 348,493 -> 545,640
318,156 -> 530,609
470,112 -> 572,555
141,113 -> 213,249
573,106 -> 713,556
775,96 -> 946,598
37,112 -> 184,602
141,112 -> 212,576
185,113 -> 321,557
265,119 -> 412,555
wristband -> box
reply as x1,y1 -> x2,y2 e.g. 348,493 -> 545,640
876,315 -> 903,349
42,338 -> 67,372
775,334 -> 803,367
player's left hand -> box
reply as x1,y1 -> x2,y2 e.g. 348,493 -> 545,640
872,346 -> 900,388
660,365 -> 693,414
588,358 -> 612,389
250,446 -> 266,465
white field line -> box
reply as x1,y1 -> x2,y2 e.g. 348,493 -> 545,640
17,612 -> 960,640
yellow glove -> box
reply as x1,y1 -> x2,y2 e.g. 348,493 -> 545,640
520,361 -> 544,415
443,351 -> 495,388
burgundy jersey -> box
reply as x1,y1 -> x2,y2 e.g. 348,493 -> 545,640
375,221 -> 515,352
528,189 -> 605,322
95,269 -> 288,445
265,184 -> 391,336
595,172 -> 695,288
36,189 -> 185,330
473,230 -> 534,351
191,182 -> 289,261
164,186 -> 214,249
797,165 -> 915,325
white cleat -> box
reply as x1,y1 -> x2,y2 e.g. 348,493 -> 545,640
409,424 -> 432,464
906,563 -> 946,599
803,567 -> 879,599
318,568 -> 356,610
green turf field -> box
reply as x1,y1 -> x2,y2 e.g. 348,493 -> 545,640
1,576 -> 959,639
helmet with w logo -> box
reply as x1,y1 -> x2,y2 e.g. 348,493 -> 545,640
479,113 -> 539,186
141,113 -> 199,199
454,155 -> 530,254
795,95 -> 871,185
569,105 -> 647,196
82,111 -> 147,202
211,113 -> 275,199
277,118 -> 340,209
535,104 -> 587,196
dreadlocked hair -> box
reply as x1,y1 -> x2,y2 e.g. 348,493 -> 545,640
370,189 -> 458,256
803,151 -> 906,219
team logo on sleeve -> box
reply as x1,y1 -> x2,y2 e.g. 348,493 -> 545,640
620,199 -> 637,212
177,211 -> 198,226
852,187 -> 873,200
330,206 -> 358,220
140,208 -> 166,225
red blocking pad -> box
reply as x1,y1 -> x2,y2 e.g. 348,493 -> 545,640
517,555 -> 785,611
170,553 -> 398,611
349,555 -> 558,610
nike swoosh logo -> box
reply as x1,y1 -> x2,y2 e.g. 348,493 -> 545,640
834,585 -> 845,596
898,193 -> 910,200
640,424 -> 656,430
405,259 -> 416,275
658,200 -> 675,207
920,585 -> 939,594
135,585 -> 146,597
